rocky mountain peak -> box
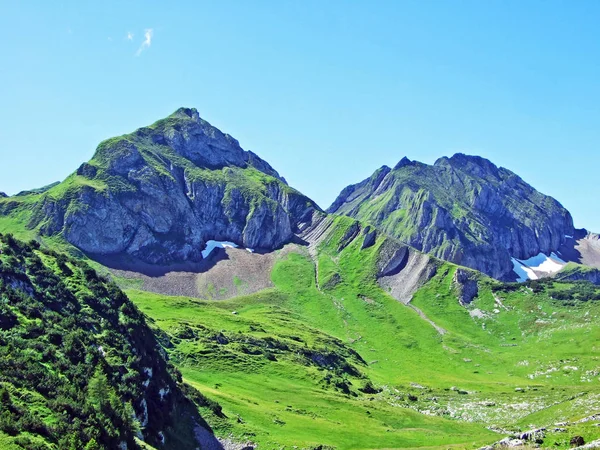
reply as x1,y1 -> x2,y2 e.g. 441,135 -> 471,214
93,106 -> 285,183
329,153 -> 575,280
435,153 -> 502,179
393,157 -> 413,170
5,108 -> 319,265
172,106 -> 201,120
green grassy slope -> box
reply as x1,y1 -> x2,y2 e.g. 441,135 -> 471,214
0,234 -> 216,450
128,281 -> 496,449
123,218 -> 600,448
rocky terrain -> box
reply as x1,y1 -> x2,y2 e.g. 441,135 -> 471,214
4,108 -> 600,449
0,108 -> 319,265
2,110 -> 595,286
328,154 -> 575,280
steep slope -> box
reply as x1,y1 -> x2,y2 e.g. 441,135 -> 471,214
0,108 -> 319,264
559,229 -> 600,266
328,154 -> 574,280
0,234 -> 219,450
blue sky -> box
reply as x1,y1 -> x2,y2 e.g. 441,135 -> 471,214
1,1 -> 599,230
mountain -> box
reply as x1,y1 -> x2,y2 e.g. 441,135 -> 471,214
328,154 -> 575,280
0,234 -> 220,449
0,108 -> 319,265
5,108 -> 600,448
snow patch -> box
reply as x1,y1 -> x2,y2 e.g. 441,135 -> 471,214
512,258 -> 536,282
158,431 -> 165,445
511,252 -> 567,282
246,248 -> 254,253
201,240 -> 239,258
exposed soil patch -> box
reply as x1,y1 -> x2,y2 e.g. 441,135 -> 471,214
378,246 -> 437,305
107,244 -> 300,299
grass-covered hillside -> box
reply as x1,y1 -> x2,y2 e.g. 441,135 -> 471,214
0,234 -> 218,450
121,217 -> 600,449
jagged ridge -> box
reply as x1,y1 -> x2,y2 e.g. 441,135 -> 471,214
328,153 -> 574,279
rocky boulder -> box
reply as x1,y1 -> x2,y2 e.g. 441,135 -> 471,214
453,268 -> 479,305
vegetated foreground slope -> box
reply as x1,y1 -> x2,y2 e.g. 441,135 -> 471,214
0,234 -> 221,450
328,154 -> 575,281
125,216 -> 600,449
0,107 -> 319,265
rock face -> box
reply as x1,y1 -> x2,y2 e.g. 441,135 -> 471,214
453,268 -> 479,305
558,229 -> 600,269
328,154 -> 574,280
555,264 -> 600,285
18,108 -> 319,264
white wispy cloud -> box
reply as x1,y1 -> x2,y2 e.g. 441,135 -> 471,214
136,28 -> 153,56
127,31 -> 134,41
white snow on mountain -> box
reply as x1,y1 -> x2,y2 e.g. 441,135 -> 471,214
201,240 -> 239,258
511,252 -> 566,282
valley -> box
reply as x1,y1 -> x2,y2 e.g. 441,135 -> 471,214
122,218 -> 600,449
1,108 -> 600,449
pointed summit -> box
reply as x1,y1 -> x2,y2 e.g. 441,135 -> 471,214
1,108 -> 320,265
393,156 -> 412,170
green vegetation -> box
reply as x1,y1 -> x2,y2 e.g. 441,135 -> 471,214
0,234 -> 209,450
2,203 -> 600,448
1,111 -> 598,448
123,218 -> 600,448
128,279 -> 496,449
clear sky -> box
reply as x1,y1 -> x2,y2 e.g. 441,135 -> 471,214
1,1 -> 599,230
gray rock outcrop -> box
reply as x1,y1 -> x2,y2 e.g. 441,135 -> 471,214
329,154 -> 574,280
453,268 -> 479,305
18,108 -> 319,264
